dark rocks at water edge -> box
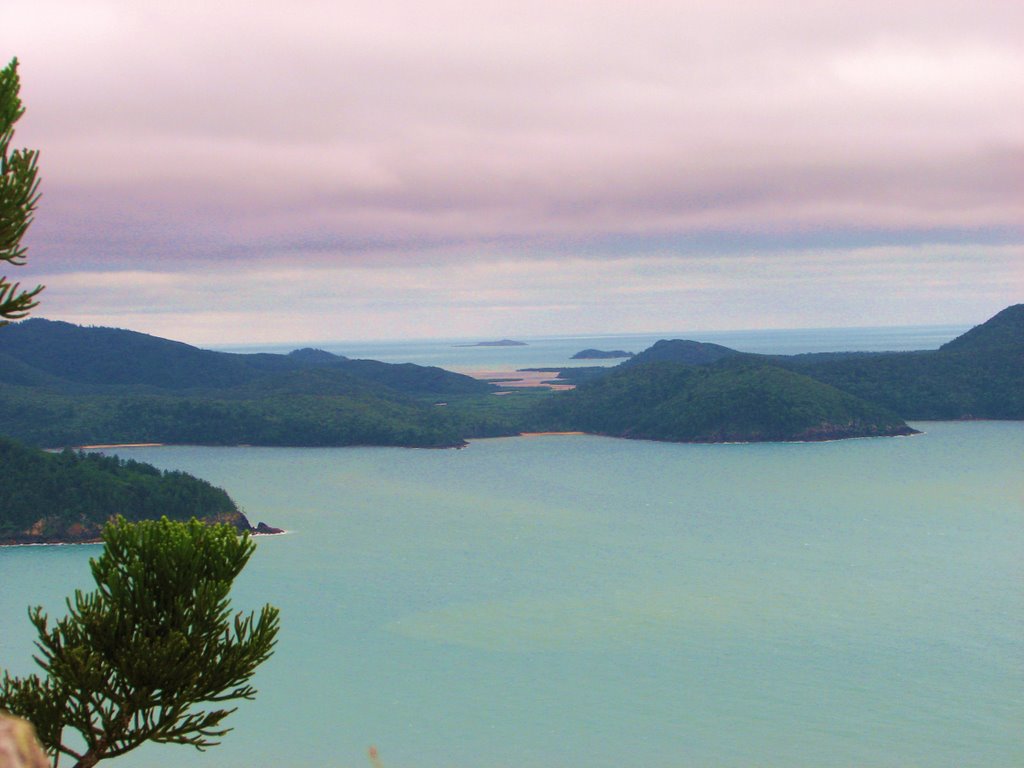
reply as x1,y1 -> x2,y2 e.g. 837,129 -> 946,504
252,521 -> 285,535
571,349 -> 634,359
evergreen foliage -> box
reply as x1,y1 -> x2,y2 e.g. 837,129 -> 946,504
0,58 -> 43,324
774,304 -> 1024,419
0,436 -> 245,544
0,517 -> 279,768
535,359 -> 916,442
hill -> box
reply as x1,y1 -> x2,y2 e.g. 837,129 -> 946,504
0,436 -> 256,545
939,304 -> 1024,354
532,360 -> 916,443
623,339 -> 739,366
775,304 -> 1024,419
0,319 -> 492,448
0,319 -> 490,397
544,305 -> 1024,421
571,349 -> 633,359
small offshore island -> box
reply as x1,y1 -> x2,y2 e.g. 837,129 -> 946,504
455,339 -> 528,347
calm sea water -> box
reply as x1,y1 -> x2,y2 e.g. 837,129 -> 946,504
2,327 -> 1021,768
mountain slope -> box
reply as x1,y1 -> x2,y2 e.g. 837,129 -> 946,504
622,339 -> 739,366
0,319 -> 491,397
533,360 -> 916,442
0,319 -> 485,448
777,305 -> 1024,419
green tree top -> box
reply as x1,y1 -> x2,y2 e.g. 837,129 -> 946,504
0,517 -> 280,768
0,57 -> 43,325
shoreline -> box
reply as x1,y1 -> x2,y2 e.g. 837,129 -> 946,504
75,442 -> 166,450
465,369 -> 575,390
518,431 -> 586,437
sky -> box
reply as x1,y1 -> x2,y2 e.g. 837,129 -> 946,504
6,0 -> 1023,344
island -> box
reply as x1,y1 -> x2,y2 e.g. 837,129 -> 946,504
455,339 -> 528,347
571,349 -> 634,359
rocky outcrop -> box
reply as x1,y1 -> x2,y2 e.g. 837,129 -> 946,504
0,715 -> 49,768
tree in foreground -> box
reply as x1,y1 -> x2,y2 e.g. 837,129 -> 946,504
0,517 -> 280,768
0,57 -> 43,325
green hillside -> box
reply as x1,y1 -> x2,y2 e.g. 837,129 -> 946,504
532,360 -> 916,442
0,436 -> 250,544
0,319 -> 490,448
0,319 -> 491,396
776,304 -> 1024,419
544,304 -> 1024,421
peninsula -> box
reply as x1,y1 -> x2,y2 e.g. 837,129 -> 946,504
0,436 -> 277,545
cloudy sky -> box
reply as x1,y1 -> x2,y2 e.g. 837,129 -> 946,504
7,0 -> 1023,344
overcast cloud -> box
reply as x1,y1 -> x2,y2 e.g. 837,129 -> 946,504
7,0 -> 1023,343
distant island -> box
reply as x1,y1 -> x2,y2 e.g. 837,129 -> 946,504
456,339 -> 528,347
571,349 -> 634,359
3,305 -> 1020,544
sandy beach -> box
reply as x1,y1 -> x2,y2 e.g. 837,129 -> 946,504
75,443 -> 166,450
467,369 -> 575,390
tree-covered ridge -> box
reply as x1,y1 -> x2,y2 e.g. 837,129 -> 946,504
939,304 -> 1024,354
0,386 -> 467,449
772,303 -> 1024,419
0,318 -> 492,397
546,304 -> 1024,421
623,339 -> 739,366
533,359 -> 916,443
0,318 -> 489,448
0,436 -> 249,544
0,306 -> 1018,450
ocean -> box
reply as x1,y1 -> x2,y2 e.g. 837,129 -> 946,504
1,326 -> 1021,768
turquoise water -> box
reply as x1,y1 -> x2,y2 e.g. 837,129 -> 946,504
2,422 -> 1022,767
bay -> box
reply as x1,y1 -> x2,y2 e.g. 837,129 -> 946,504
2,422 -> 1021,768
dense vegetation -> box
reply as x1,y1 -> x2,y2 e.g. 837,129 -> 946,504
0,436 -> 248,544
772,304 -> 1024,419
0,319 -> 492,396
571,349 -> 633,359
533,359 -> 915,442
0,306 -> 1018,456
545,304 -> 1024,421
0,319 -> 494,448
